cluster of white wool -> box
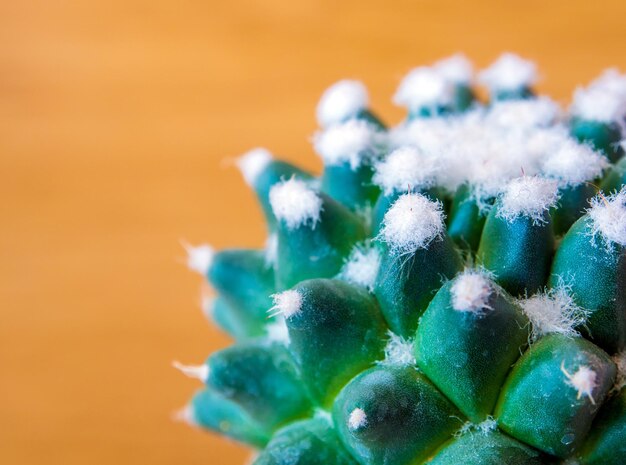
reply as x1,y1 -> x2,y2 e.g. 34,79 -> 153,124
183,242 -> 214,275
450,270 -> 494,314
313,119 -> 385,169
478,53 -> 538,92
316,79 -> 369,127
455,416 -> 498,437
372,146 -> 439,195
570,68 -> 626,123
269,178 -> 323,230
269,289 -> 303,319
561,362 -> 599,404
484,96 -> 561,129
265,316 -> 290,345
393,66 -> 455,110
587,187 -> 626,247
380,331 -> 416,367
433,53 -> 474,84
348,408 -> 368,431
236,148 -> 273,186
379,193 -> 445,254
497,176 -> 560,224
388,104 -> 586,206
338,244 -> 381,292
540,138 -> 609,186
520,286 -> 589,342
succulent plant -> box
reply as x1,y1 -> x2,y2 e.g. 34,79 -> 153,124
175,53 -> 626,465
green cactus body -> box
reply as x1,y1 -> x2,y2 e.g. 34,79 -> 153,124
570,118 -> 624,163
415,272 -> 530,422
549,215 -> 626,353
178,53 -> 626,465
446,184 -> 489,251
576,386 -> 626,465
426,430 -> 549,465
477,185 -> 557,296
495,334 -> 616,457
601,156 -> 626,193
333,366 -> 462,465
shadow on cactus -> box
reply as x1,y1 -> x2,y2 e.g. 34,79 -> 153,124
175,52 -> 626,465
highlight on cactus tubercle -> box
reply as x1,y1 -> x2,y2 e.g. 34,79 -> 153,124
175,52 -> 626,465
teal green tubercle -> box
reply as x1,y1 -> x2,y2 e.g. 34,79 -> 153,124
177,54 -> 626,465
570,118 -> 624,163
446,184 -> 490,251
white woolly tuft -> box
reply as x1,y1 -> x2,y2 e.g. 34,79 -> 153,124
316,80 -> 369,127
379,193 -> 445,254
497,176 -> 559,224
561,363 -> 598,404
172,404 -> 197,426
486,97 -> 561,129
183,242 -> 214,275
451,270 -> 493,313
269,290 -> 303,319
612,351 -> 626,392
264,234 -> 278,267
236,148 -> 273,186
541,139 -> 608,186
433,54 -> 474,84
478,53 -> 538,92
571,68 -> 626,122
269,178 -> 323,230
520,286 -> 589,341
313,120 -> 383,169
172,361 -> 209,383
339,244 -> 381,291
393,67 -> 454,110
348,408 -> 368,431
587,188 -> 626,247
381,331 -> 416,367
372,146 -> 439,195
265,316 -> 290,345
455,416 -> 498,437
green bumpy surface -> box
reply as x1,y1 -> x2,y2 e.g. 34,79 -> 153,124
179,73 -> 626,465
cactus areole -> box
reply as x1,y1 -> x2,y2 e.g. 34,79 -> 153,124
176,53 -> 626,465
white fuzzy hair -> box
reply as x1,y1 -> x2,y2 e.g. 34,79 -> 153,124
433,54 -> 474,84
378,193 -> 445,254
380,331 -> 416,367
570,68 -> 626,122
372,146 -> 439,195
451,270 -> 494,314
236,148 -> 273,186
497,176 -> 559,224
268,289 -> 303,319
541,139 -> 608,186
393,67 -> 454,110
519,285 -> 589,341
348,408 -> 368,431
587,187 -> 626,247
339,243 -> 381,291
269,178 -> 323,230
313,119 -> 384,169
478,53 -> 538,92
316,79 -> 369,127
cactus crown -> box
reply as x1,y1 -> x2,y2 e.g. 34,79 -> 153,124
177,53 -> 626,465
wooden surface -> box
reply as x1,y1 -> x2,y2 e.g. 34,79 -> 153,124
2,1 -> 626,464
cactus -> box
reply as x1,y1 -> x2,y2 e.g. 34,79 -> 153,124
175,53 -> 626,465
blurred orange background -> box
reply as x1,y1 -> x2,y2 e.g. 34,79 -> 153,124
2,1 -> 626,464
